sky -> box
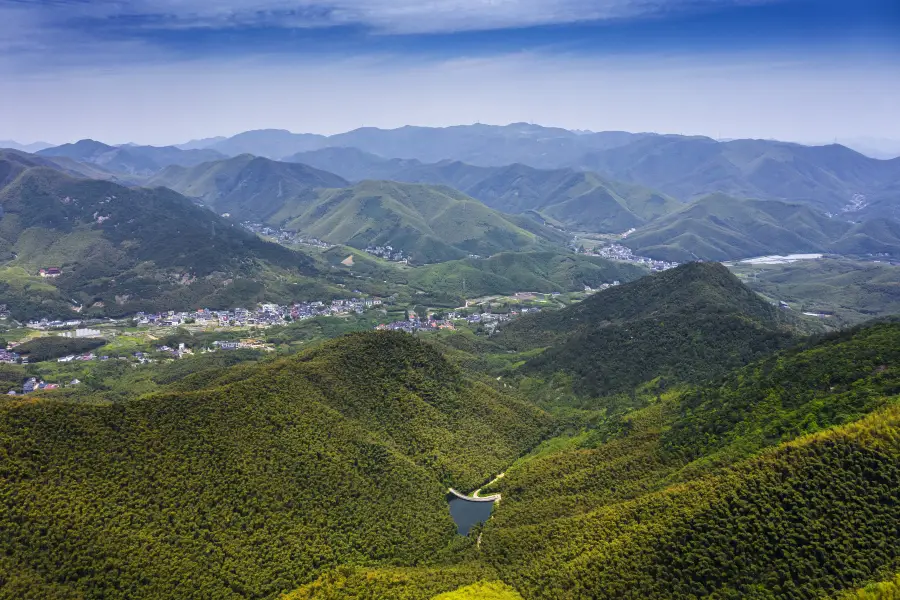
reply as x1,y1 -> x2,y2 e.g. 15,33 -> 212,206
1,0 -> 899,146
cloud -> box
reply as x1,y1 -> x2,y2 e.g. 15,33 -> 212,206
0,0 -> 772,36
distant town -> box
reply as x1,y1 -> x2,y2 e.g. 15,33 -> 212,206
241,222 -> 334,249
576,242 -> 680,271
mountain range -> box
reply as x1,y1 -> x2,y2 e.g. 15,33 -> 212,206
276,180 -> 567,264
150,155 -> 568,263
0,151 -> 319,320
173,124 -> 900,217
621,193 -> 900,262
148,154 -> 349,221
13,124 -> 900,263
37,139 -> 227,178
286,148 -> 680,232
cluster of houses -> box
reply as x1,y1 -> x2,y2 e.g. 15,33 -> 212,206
365,245 -> 409,263
376,318 -> 456,333
241,222 -> 334,249
135,298 -> 384,328
39,267 -> 62,278
27,318 -> 89,330
57,353 -> 100,363
0,349 -> 21,363
580,244 -> 679,272
9,377 -> 81,396
375,306 -> 543,334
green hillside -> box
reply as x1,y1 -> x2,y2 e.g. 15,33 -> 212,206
407,251 -> 646,298
285,322 -> 900,599
0,165 -> 319,319
478,321 -> 900,599
288,149 -> 680,233
148,154 -> 349,221
729,257 -> 900,326
279,180 -> 565,264
622,194 -> 853,262
497,262 -> 795,395
0,332 -> 551,599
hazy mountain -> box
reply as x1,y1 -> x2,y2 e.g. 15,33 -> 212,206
38,140 -> 228,177
225,124 -> 900,217
277,180 -> 567,264
175,136 -> 228,150
0,162 -> 316,319
287,147 -> 680,232
286,146 -> 424,180
622,193 -> 900,261
827,136 -> 900,159
0,140 -> 54,153
206,123 -> 649,164
148,154 -> 349,221
578,136 -> 900,214
209,129 -> 326,158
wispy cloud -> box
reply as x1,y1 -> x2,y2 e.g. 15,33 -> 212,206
0,0 -> 773,36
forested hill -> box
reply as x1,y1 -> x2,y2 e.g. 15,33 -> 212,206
276,180 -> 567,264
477,321 -> 900,599
278,321 -> 900,599
497,262 -> 795,395
0,165 -> 316,319
0,331 -> 551,599
148,154 -> 349,222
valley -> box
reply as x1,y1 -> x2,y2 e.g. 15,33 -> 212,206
1,123 -> 899,600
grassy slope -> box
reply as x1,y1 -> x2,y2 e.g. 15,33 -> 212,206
406,251 -> 647,298
622,194 -> 852,262
148,154 -> 348,221
0,332 -> 551,599
287,149 -> 681,233
279,181 -> 563,264
497,262 -> 795,395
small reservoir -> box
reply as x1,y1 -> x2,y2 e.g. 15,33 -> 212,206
447,490 -> 497,535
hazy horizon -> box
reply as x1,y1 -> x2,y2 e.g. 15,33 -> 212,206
2,0 -> 899,147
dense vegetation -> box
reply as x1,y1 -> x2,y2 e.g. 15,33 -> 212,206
621,194 -> 900,262
729,257 -> 900,326
287,148 -> 680,233
0,332 -> 550,598
277,180 -> 566,264
14,336 -> 106,362
474,321 -> 900,599
0,162 -> 329,318
497,262 -> 794,395
148,154 -> 349,221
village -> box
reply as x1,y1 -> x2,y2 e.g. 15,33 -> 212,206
574,242 -> 680,271
241,222 -> 335,249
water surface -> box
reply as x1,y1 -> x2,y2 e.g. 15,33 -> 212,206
448,495 -> 495,535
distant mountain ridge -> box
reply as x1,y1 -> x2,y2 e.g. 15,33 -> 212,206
148,154 -> 349,221
286,148 -> 680,232
275,180 -> 568,264
192,124 -> 900,218
37,139 -> 228,177
623,193 -> 900,261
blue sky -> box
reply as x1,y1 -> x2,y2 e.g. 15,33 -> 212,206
2,0 -> 898,146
